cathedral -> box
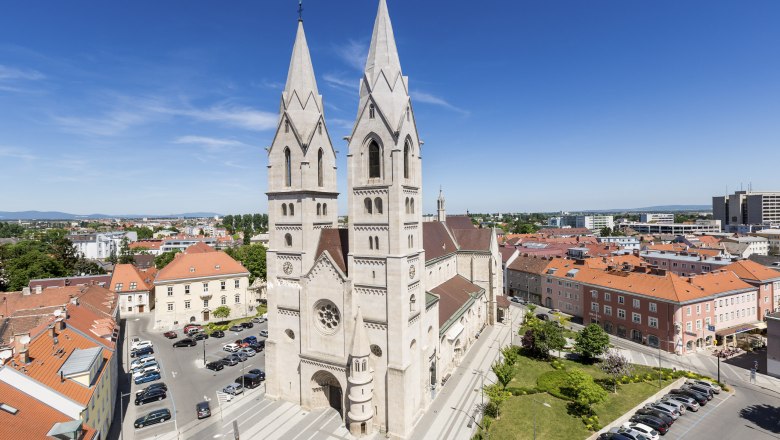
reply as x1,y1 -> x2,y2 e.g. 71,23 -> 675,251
264,1 -> 504,438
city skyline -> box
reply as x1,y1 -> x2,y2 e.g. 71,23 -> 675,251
1,1 -> 778,215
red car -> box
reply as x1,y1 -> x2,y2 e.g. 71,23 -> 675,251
163,331 -> 177,339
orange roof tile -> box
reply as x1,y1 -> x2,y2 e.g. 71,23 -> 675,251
723,260 -> 780,282
155,244 -> 248,282
66,303 -> 118,349
0,382 -> 96,440
110,264 -> 154,292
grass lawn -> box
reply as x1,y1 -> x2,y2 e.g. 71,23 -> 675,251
507,354 -> 554,388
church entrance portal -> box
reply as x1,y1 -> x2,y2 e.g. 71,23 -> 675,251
310,370 -> 343,418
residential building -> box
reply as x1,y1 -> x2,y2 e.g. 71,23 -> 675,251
639,250 -> 736,276
153,242 -> 251,328
506,255 -> 549,304
70,231 -> 137,260
159,236 -> 217,253
714,191 -> 780,231
753,229 -> 780,255
723,260 -> 780,319
129,240 -> 162,255
640,213 -> 675,224
721,236 -> 769,258
597,236 -> 641,250
28,274 -> 111,293
767,312 -> 780,379
110,264 -> 156,317
556,215 -> 614,231
263,5 -> 502,438
625,220 -> 722,235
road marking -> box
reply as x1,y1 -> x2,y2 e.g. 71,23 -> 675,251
667,391 -> 732,440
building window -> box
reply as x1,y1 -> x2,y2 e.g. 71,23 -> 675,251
289,203 -> 294,216
705,317 -> 711,327
203,300 -> 209,308
618,296 -> 624,304
323,203 -> 328,215
686,321 -> 692,332
369,104 -> 375,119
618,309 -> 626,319
318,148 -> 324,187
686,306 -> 691,316
221,281 -> 226,291
203,282 -> 209,293
185,285 -> 190,294
591,302 -> 599,312
591,290 -> 598,298
285,233 -> 293,247
633,299 -> 640,308
604,305 -> 612,316
285,119 -> 290,133
374,197 -> 383,214
649,302 -> 657,313
167,286 -> 173,296
632,313 -> 641,324
696,304 -> 701,314
368,141 -> 381,178
235,279 -> 240,289
235,294 -> 240,304
364,197 -> 373,214
649,317 -> 658,328
221,296 -> 227,305
604,292 -> 611,301
696,319 -> 702,330
284,147 -> 292,187
185,300 -> 191,309
130,282 -> 137,291
115,283 -> 123,292
167,303 -> 174,311
128,296 -> 133,302
403,141 -> 411,179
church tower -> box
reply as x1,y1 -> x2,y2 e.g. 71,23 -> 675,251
346,0 -> 429,436
347,308 -> 374,436
265,15 -> 338,400
437,187 -> 446,222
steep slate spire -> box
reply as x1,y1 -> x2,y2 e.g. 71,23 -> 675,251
364,0 -> 402,87
284,20 -> 318,98
281,20 -> 323,144
350,307 -> 371,358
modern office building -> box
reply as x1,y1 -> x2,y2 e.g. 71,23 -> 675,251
640,213 -> 675,224
713,191 -> 780,231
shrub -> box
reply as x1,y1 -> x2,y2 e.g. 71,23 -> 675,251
537,370 -> 571,400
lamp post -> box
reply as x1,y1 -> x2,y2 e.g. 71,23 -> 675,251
526,276 -> 536,304
532,399 -> 552,440
473,369 -> 497,406
450,406 -> 488,440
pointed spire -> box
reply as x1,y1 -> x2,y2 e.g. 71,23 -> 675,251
285,20 -> 318,98
351,307 -> 371,358
365,0 -> 402,85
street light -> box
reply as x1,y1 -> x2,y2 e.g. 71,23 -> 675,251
473,369 -> 497,406
526,276 -> 536,304
532,399 -> 551,440
451,406 -> 488,440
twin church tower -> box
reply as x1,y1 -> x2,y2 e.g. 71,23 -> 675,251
265,1 -> 433,437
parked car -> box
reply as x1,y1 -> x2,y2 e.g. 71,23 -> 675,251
598,433 -> 634,440
239,347 -> 256,357
192,333 -> 209,341
629,415 -> 669,435
131,340 -> 152,351
134,371 -> 162,385
173,338 -> 197,348
259,330 -> 269,338
131,360 -> 159,373
634,408 -> 674,426
184,324 -> 202,334
130,336 -> 141,346
662,394 -> 699,412
135,388 -> 167,406
248,369 -> 266,380
223,382 -> 244,395
236,373 -> 263,389
535,313 -> 550,321
611,427 -> 650,440
130,355 -> 156,370
229,325 -> 244,332
682,383 -> 714,399
687,379 -> 721,394
242,336 -> 257,345
645,403 -> 680,420
206,361 -> 225,371
222,355 -> 239,366
509,296 -> 523,303
134,408 -> 171,428
548,308 -> 561,314
223,343 -> 240,352
622,422 -> 659,440
132,365 -> 161,379
131,346 -> 154,358
163,331 -> 177,339
211,330 -> 225,338
136,383 -> 168,396
656,398 -> 686,414
251,316 -> 267,324
235,352 -> 248,362
241,321 -> 254,329
669,388 -> 708,406
196,401 -> 211,419
248,343 -> 264,353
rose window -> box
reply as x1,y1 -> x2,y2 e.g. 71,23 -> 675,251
315,300 -> 340,334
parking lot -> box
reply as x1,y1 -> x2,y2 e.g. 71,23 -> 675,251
657,390 -> 731,440
121,316 -> 268,439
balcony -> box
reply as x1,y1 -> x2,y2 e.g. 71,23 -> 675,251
199,291 -> 212,300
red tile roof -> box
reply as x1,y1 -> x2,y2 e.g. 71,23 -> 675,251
156,243 -> 248,282
423,222 -> 457,260
0,382 -> 96,440
445,216 -> 476,230
430,275 -> 484,326
723,260 -> 780,283
315,229 -> 349,274
110,264 -> 154,293
452,229 -> 492,251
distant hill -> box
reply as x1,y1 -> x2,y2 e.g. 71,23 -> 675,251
0,211 -> 222,220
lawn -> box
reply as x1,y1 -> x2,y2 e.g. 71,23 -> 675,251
487,353 -> 677,440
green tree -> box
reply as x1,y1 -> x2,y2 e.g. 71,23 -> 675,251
51,236 -> 79,273
574,324 -> 611,361
223,215 -> 235,234
600,227 -> 612,237
126,226 -> 154,240
501,346 -> 519,366
252,213 -> 264,232
491,360 -> 514,390
213,305 -> 231,320
225,244 -> 266,283
73,258 -> 107,275
522,319 -> 566,359
118,236 -> 134,264
242,214 -> 253,231
108,248 -> 117,265
600,350 -> 633,393
0,241 -> 67,291
562,370 -> 607,415
242,228 -> 252,246
155,250 -> 181,269
0,223 -> 25,238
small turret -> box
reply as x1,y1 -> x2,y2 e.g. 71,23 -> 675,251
347,308 -> 374,436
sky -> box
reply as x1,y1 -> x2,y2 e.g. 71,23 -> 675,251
1,1 -> 779,216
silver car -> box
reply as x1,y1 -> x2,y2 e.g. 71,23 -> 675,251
645,403 -> 680,420
223,382 -> 244,396
688,379 -> 721,394
662,394 -> 699,412
655,398 -> 686,415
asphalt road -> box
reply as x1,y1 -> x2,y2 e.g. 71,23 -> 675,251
118,316 -> 268,440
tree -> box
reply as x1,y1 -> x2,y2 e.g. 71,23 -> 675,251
51,236 -> 79,273
562,370 -> 607,415
213,305 -> 231,320
73,258 -> 106,275
242,228 -> 252,246
223,215 -> 235,234
522,319 -> 566,359
501,346 -> 519,366
492,361 -> 514,390
600,227 -> 612,237
600,349 -> 633,393
0,223 -> 25,238
575,324 -> 611,361
155,250 -> 181,269
252,213 -> 264,232
108,248 -> 117,265
242,214 -> 253,231
127,226 -> 154,240
118,236 -> 134,264
225,244 -> 266,283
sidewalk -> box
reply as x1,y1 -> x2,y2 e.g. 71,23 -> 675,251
410,306 -> 522,440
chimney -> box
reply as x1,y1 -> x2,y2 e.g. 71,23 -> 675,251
70,297 -> 79,306
58,319 -> 66,331
22,287 -> 31,296
35,285 -> 42,294
48,325 -> 55,339
19,348 -> 29,364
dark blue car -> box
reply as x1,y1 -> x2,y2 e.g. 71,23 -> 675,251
134,371 -> 161,385
243,336 -> 257,345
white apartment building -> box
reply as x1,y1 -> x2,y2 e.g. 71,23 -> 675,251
626,220 -> 721,235
70,231 -> 137,260
597,236 -> 641,250
640,213 -> 675,224
160,236 -> 217,253
753,229 -> 780,255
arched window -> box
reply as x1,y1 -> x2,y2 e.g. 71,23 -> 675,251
404,142 -> 410,179
410,235 -> 414,248
374,197 -> 383,214
369,237 -> 374,250
284,147 -> 292,187
374,236 -> 379,250
406,106 -> 410,122
317,148 -> 324,187
368,141 -> 381,179
282,204 -> 287,216
410,294 -> 416,312
322,203 -> 327,215
317,203 -> 321,216
288,203 -> 294,216
361,360 -> 366,371
285,119 -> 290,133
318,122 -> 322,135
369,104 -> 375,119
284,233 -> 292,247
410,198 -> 415,214
405,198 -> 410,214
364,198 -> 373,214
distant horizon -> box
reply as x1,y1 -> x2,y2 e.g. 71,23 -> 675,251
1,1 -> 778,213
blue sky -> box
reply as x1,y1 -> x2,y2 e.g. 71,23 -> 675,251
1,1 -> 778,216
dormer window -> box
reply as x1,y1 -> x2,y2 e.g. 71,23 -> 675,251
215,264 -> 221,270
190,266 -> 195,273
129,282 -> 137,291
115,283 -> 123,292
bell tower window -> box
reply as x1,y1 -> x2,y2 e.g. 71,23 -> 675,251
369,104 -> 375,119
403,142 -> 410,179
317,148 -> 324,187
284,147 -> 292,187
285,119 -> 290,133
368,141 -> 381,179
364,198 -> 373,214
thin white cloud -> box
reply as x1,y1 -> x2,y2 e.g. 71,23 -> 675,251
53,109 -> 150,137
0,146 -> 37,160
334,40 -> 367,71
328,118 -> 354,131
411,91 -> 470,116
323,73 -> 358,93
173,104 -> 278,131
0,64 -> 45,81
174,135 -> 247,153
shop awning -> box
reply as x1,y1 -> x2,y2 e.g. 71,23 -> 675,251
446,322 -> 464,342
715,323 -> 760,337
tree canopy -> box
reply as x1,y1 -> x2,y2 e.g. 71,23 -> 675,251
521,316 -> 566,359
574,324 -> 611,361
154,249 -> 181,269
225,244 -> 266,283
